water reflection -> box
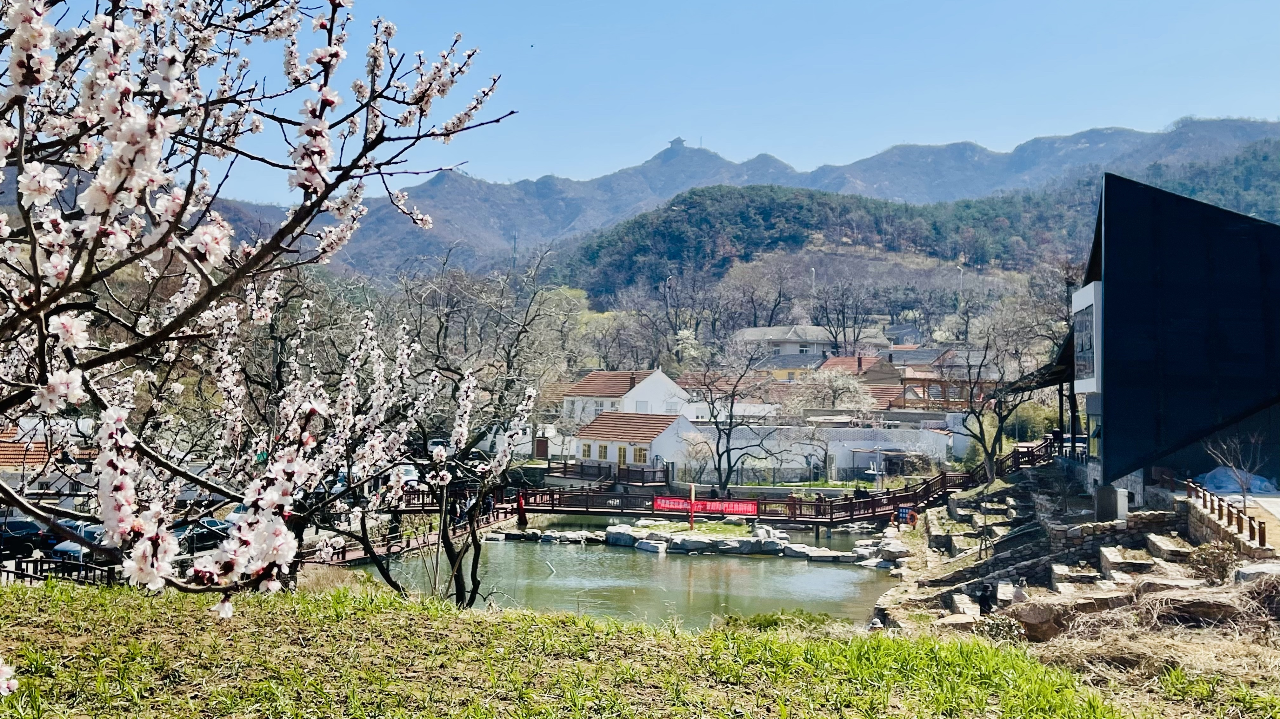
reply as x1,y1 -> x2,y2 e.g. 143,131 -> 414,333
372,521 -> 897,629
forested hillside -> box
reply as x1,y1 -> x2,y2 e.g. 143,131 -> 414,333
563,139 -> 1280,299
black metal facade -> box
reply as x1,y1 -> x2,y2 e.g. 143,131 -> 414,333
1094,174 -> 1280,482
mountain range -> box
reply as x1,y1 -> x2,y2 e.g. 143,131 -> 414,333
249,117 -> 1280,275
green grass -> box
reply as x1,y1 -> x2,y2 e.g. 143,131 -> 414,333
0,582 -> 1125,718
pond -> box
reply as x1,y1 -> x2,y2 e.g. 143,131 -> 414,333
366,520 -> 898,629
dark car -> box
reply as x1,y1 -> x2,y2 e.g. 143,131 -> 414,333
0,518 -> 47,557
174,518 -> 232,554
51,524 -> 106,562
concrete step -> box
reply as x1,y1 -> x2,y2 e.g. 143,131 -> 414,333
1051,563 -> 1101,592
1146,533 -> 1193,562
1099,546 -> 1155,579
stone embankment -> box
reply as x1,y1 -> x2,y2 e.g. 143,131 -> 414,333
484,519 -> 909,569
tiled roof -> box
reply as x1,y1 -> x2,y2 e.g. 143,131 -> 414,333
883,348 -> 950,366
566,371 -> 655,398
817,354 -> 881,374
575,412 -> 679,442
867,385 -> 904,410
0,428 -> 94,469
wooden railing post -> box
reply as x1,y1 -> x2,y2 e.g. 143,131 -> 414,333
1248,517 -> 1257,543
1260,522 -> 1268,548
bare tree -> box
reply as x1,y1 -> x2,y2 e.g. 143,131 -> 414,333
677,336 -> 780,491
1203,432 -> 1267,512
809,279 -> 873,356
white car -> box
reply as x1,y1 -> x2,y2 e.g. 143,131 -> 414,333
224,504 -> 249,525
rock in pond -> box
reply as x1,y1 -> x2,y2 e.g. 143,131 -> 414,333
635,539 -> 667,554
605,526 -> 638,547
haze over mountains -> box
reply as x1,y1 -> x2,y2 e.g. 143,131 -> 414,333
321,117 -> 1280,274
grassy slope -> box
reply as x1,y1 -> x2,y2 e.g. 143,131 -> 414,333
0,583 -> 1121,719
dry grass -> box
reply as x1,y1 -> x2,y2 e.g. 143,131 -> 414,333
1034,579 -> 1280,718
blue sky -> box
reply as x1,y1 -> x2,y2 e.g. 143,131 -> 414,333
226,0 -> 1280,204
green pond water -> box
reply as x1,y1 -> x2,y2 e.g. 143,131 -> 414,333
368,521 -> 898,629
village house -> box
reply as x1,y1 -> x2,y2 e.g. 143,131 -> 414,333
572,412 -> 701,470
561,370 -> 689,423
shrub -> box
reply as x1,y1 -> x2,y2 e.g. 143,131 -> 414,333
1187,541 -> 1240,585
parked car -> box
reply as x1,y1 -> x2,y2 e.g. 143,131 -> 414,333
51,524 -> 106,562
0,518 -> 45,557
174,518 -> 231,554
224,504 -> 249,525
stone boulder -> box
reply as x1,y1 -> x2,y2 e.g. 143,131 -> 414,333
670,536 -> 715,552
714,538 -> 746,553
807,549 -> 841,562
635,539 -> 667,553
759,538 -> 788,554
635,519 -> 663,527
645,531 -> 675,543
1147,591 -> 1249,624
585,532 -> 607,545
782,543 -> 814,558
934,614 -> 978,631
1004,600 -> 1070,641
1237,562 -> 1280,583
722,516 -> 748,526
878,541 -> 913,561
483,533 -> 505,542
605,526 -> 638,547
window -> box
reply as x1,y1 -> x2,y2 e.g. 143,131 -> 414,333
798,344 -> 810,355
664,401 -> 679,414
772,346 -> 781,356
636,401 -> 649,413
787,371 -> 796,381
598,444 -> 608,460
609,401 -> 619,411
581,444 -> 591,459
618,446 -> 627,464
634,447 -> 648,464
593,400 -> 604,416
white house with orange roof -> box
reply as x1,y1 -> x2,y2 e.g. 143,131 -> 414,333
572,412 -> 702,469
562,370 -> 690,423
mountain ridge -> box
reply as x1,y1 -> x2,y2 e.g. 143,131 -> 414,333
241,117 -> 1280,275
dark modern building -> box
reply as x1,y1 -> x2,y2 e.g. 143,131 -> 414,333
1030,173 -> 1280,502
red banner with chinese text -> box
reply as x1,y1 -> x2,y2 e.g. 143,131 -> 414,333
653,496 -> 758,515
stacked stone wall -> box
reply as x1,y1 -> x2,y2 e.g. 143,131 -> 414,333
1042,510 -> 1182,554
1181,497 -> 1276,560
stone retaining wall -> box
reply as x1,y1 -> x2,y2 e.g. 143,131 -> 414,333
917,538 -> 1051,587
1042,510 -> 1182,554
1182,497 -> 1276,560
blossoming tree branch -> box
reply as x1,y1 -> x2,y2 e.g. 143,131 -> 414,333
0,0 -> 532,616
